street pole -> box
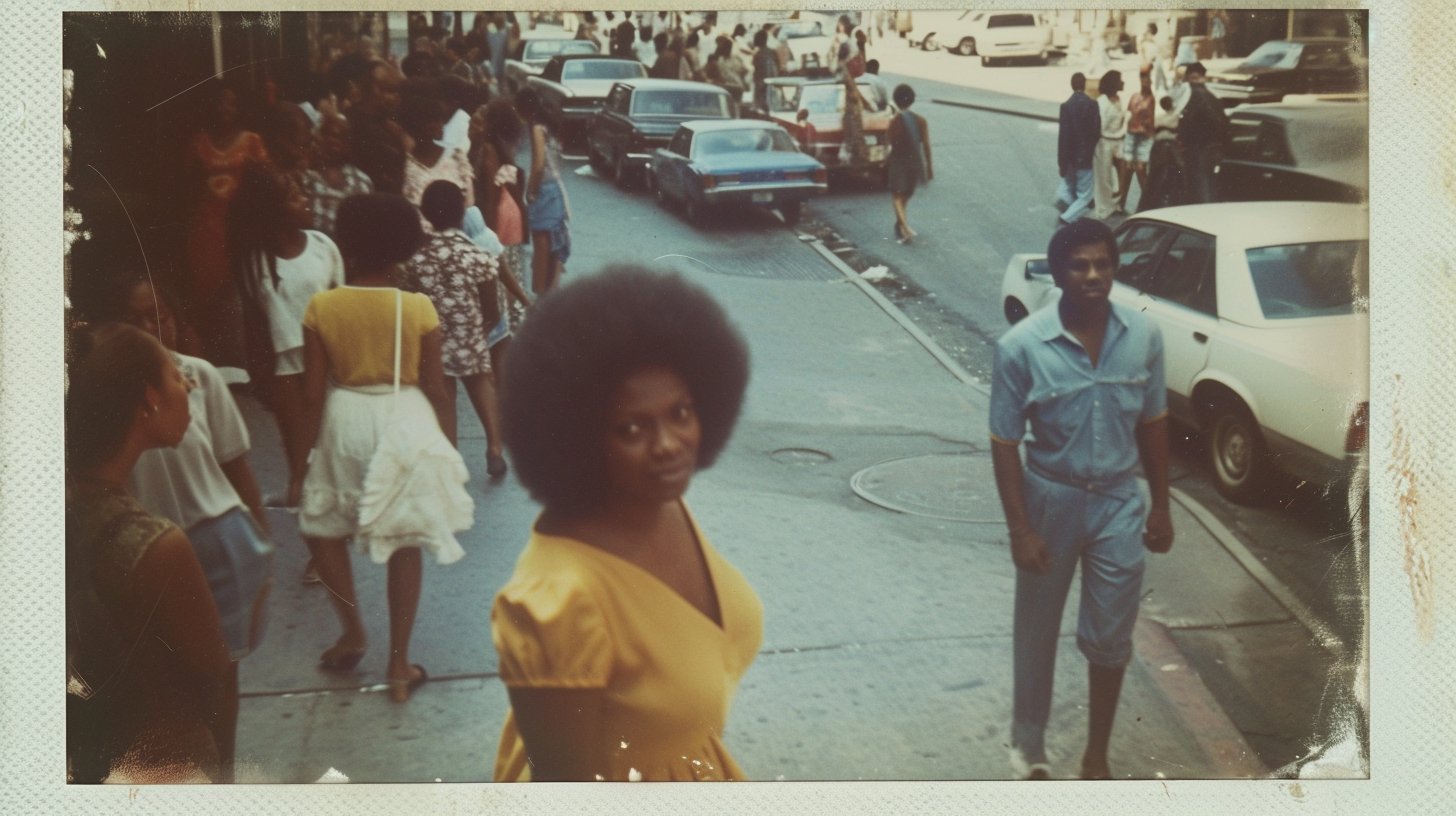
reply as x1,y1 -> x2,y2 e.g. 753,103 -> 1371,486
211,11 -> 224,78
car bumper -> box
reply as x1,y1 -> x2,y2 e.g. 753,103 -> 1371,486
981,43 -> 1049,58
702,181 -> 827,206
804,142 -> 890,167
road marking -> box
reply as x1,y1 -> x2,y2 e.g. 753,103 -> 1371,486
804,238 -> 988,394
1170,486 -> 1348,656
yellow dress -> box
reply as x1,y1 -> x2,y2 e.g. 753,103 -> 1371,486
491,505 -> 763,781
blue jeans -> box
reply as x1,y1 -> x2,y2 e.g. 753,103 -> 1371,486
1011,469 -> 1147,764
1054,168 -> 1095,223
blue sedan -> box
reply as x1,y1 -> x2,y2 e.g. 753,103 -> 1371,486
648,120 -> 827,225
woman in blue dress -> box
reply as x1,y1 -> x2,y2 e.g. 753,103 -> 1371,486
513,88 -> 572,295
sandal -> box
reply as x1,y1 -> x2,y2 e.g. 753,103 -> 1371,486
388,664 -> 428,703
319,643 -> 366,673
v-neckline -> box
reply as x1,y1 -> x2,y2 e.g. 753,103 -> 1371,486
543,501 -> 726,633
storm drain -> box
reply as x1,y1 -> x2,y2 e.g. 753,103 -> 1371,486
655,247 -> 842,282
850,453 -> 1006,524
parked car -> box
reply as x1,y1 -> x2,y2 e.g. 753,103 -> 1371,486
1206,38 -> 1365,108
648,120 -> 827,225
761,75 -> 895,182
526,54 -> 647,145
1218,102 -> 1367,204
502,35 -> 599,95
999,202 -> 1369,502
585,79 -> 736,188
923,10 -> 1052,65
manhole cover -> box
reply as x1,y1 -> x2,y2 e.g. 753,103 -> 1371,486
770,447 -> 833,465
850,453 -> 1005,523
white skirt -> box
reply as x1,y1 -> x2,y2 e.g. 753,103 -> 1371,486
299,384 -> 473,565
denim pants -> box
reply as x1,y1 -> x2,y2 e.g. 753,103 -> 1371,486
1011,469 -> 1147,763
1054,168 -> 1095,223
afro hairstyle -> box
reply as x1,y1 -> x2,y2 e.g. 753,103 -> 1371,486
500,266 -> 751,514
420,180 -> 465,231
1047,218 -> 1119,284
334,194 -> 426,275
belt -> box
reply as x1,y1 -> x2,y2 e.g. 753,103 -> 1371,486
1027,459 -> 1136,497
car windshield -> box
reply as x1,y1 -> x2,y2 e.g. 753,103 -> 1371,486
987,14 -> 1038,28
777,21 -> 823,38
631,89 -> 731,117
561,60 -> 645,81
526,40 -> 598,61
693,128 -> 799,157
1245,240 -> 1369,319
768,84 -> 801,113
1238,40 -> 1302,70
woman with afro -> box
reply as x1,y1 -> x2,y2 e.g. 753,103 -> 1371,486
490,267 -> 762,781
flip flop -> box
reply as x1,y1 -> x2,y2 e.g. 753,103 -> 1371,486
319,643 -> 366,673
389,664 -> 428,703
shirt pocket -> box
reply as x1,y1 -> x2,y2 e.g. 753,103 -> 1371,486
1027,380 -> 1095,447
1106,374 -> 1151,422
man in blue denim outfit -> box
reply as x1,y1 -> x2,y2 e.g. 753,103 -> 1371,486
989,219 -> 1175,780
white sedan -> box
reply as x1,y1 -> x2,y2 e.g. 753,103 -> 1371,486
999,202 -> 1368,502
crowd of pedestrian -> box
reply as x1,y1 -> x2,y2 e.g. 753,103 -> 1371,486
1055,24 -> 1230,227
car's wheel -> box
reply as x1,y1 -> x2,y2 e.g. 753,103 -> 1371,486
613,151 -> 631,189
1209,398 -> 1269,503
922,35 -> 938,51
1004,298 -> 1029,325
957,38 -> 977,57
780,199 -> 802,225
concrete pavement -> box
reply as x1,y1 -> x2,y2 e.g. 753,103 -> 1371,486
229,167 -> 1300,781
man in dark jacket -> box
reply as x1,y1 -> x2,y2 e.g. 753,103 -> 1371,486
1055,72 -> 1100,225
1176,62 -> 1230,204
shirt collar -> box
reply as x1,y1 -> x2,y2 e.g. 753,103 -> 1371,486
1035,300 -> 1130,346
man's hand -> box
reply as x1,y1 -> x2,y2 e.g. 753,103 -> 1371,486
1010,528 -> 1053,574
1143,505 -> 1174,553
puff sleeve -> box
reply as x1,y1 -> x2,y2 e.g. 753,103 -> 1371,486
491,575 -> 614,689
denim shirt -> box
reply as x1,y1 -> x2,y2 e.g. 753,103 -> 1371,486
990,301 -> 1167,497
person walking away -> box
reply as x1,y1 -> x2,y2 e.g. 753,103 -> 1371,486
294,194 -> 474,702
887,84 -> 932,244
1139,24 -> 1165,95
751,29 -> 778,113
1156,15 -> 1177,97
349,60 -> 408,195
492,267 -> 761,781
1118,71 -> 1156,213
473,97 -> 534,347
403,181 -> 517,482
228,164 -> 345,509
682,32 -> 705,81
185,80 -> 269,375
112,276 -> 275,777
1092,70 -> 1125,220
301,113 -> 375,236
1139,95 -> 1184,212
1054,72 -> 1099,226
486,13 -> 512,94
895,9 -> 913,42
66,324 -> 235,783
514,88 -> 572,296
649,32 -> 682,79
704,37 -> 748,105
1177,62 -> 1229,204
989,219 -> 1174,780
399,93 -> 476,231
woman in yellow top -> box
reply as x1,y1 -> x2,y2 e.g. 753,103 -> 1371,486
294,194 -> 474,702
493,266 -> 760,781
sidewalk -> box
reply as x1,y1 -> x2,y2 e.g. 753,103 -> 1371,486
230,212 -> 1285,783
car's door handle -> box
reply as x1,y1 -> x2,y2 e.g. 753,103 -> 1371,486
1193,332 -> 1209,344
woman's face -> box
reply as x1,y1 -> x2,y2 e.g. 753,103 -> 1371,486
121,281 -> 178,351
144,350 -> 193,449
284,177 -> 312,230
601,367 -> 701,508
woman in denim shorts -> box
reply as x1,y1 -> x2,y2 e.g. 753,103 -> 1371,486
1118,71 -> 1157,213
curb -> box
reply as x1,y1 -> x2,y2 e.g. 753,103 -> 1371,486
1133,617 -> 1269,778
932,97 -> 1059,123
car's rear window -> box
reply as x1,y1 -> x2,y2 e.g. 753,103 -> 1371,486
1245,240 -> 1368,319
988,14 -> 1038,29
1238,41 -> 1302,70
631,90 -> 731,117
694,128 -> 799,156
1286,118 -> 1367,166
561,60 -> 645,81
526,40 -> 598,60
